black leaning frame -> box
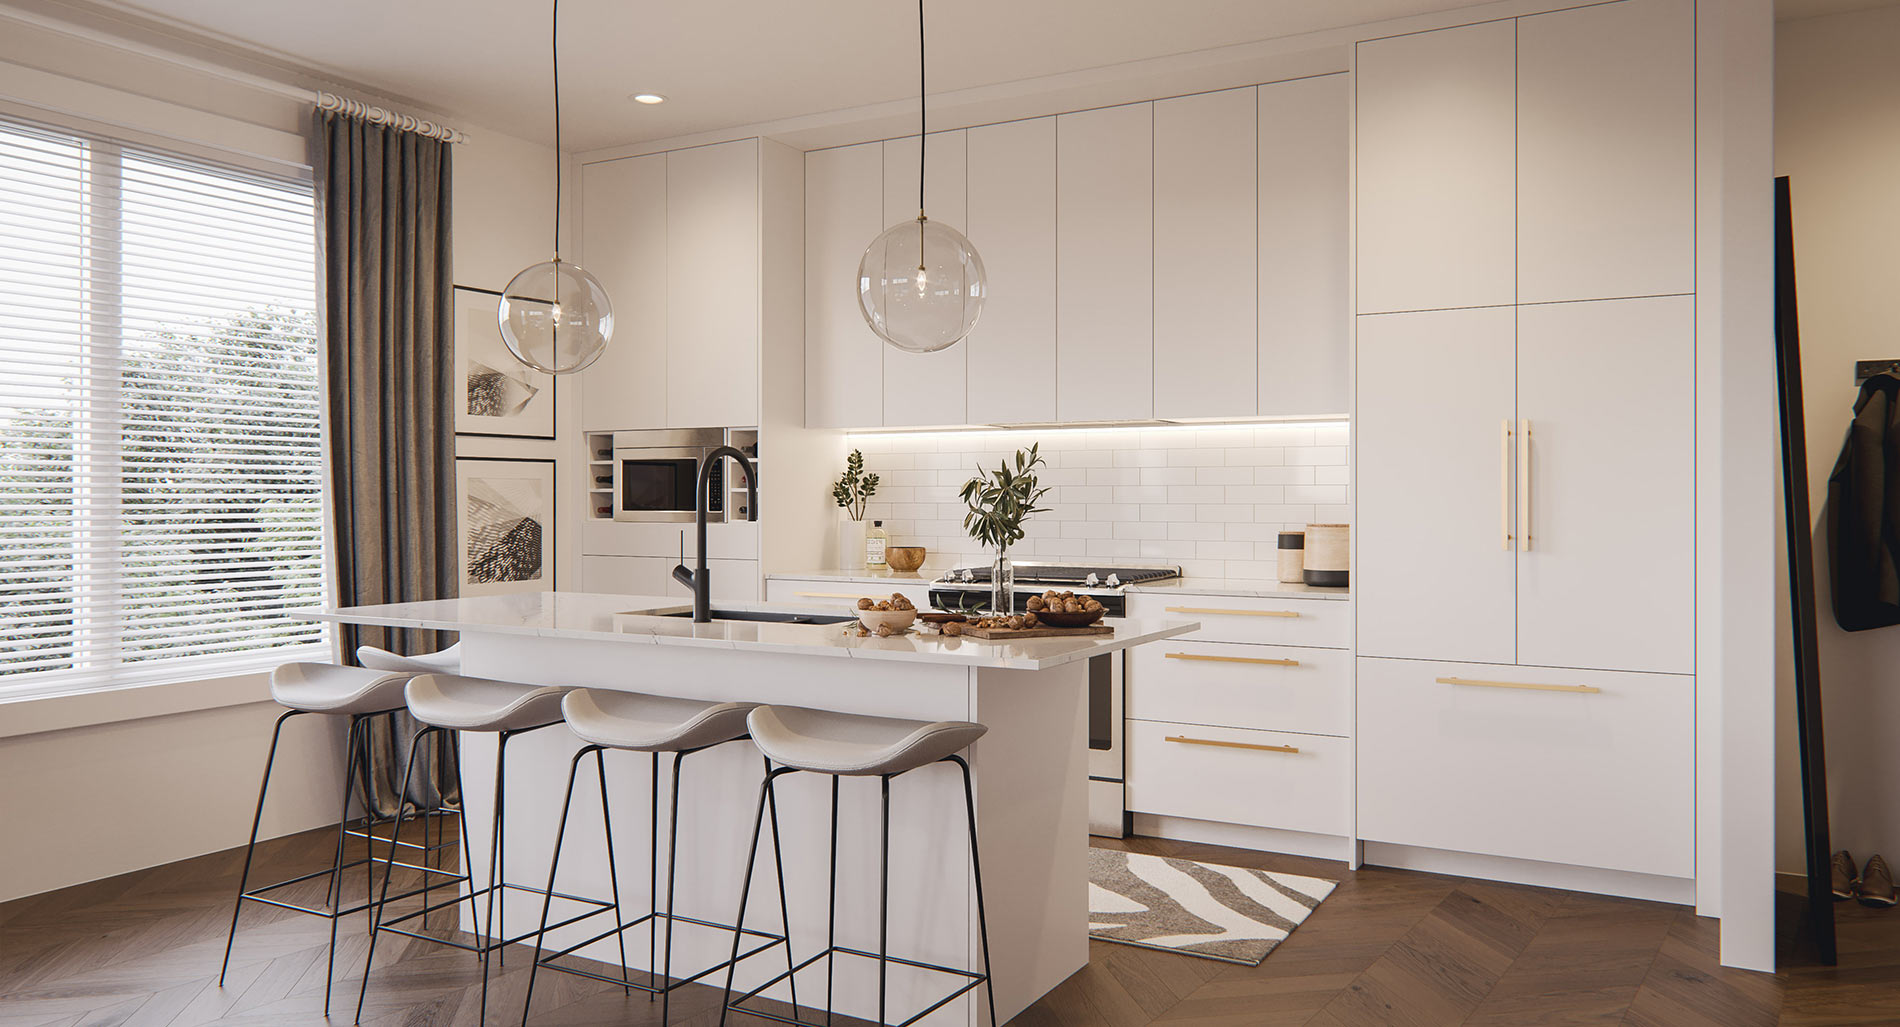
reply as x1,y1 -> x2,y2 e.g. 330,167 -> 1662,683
1775,175 -> 1836,966
453,284 -> 558,441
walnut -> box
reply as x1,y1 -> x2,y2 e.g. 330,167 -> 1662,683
857,598 -> 875,610
942,621 -> 963,636
1022,612 -> 1039,628
1026,596 -> 1046,611
874,623 -> 893,637
1006,615 -> 1025,630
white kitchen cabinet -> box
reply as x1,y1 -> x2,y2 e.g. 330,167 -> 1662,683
1153,87 -> 1257,420
1125,592 -> 1351,649
964,117 -> 1056,425
1126,720 -> 1350,838
1259,73 -> 1349,416
1355,19 -> 1515,314
1356,657 -> 1694,880
1355,306 -> 1517,665
666,140 -> 759,429
1127,639 -> 1351,737
579,154 -> 667,430
1517,0 -> 1694,304
1056,102 -> 1153,422
1516,296 -> 1694,674
881,131 -> 968,427
804,142 -> 885,429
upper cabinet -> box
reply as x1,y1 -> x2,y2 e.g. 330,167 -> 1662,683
1260,74 -> 1349,416
580,154 -> 667,430
1056,102 -> 1154,423
1355,19 -> 1517,314
1153,88 -> 1257,420
581,139 -> 782,431
882,131 -> 968,427
804,142 -> 885,430
1516,0 -> 1694,303
964,117 -> 1057,426
667,140 -> 759,429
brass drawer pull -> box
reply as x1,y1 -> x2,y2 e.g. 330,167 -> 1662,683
1164,606 -> 1300,618
793,591 -> 868,599
1437,675 -> 1599,694
1165,735 -> 1299,754
1164,652 -> 1300,667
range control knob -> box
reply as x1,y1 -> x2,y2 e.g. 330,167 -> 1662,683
1084,572 -> 1100,587
1106,573 -> 1121,587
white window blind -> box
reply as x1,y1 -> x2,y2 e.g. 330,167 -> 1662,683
0,112 -> 326,694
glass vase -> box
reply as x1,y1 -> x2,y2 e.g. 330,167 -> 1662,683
990,548 -> 1014,615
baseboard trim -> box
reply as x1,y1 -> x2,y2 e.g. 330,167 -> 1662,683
1361,841 -> 1697,905
1131,814 -> 1353,863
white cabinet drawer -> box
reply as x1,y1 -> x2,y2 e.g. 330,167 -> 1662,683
1128,640 -> 1349,736
1126,594 -> 1349,649
1356,657 -> 1694,880
1126,720 -> 1349,836
765,578 -> 933,610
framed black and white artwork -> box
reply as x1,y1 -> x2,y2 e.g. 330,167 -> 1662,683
454,286 -> 555,439
455,457 -> 556,596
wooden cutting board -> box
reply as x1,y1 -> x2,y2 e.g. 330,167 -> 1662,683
957,623 -> 1114,640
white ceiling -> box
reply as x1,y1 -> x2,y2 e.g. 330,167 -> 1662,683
57,0 -> 1510,151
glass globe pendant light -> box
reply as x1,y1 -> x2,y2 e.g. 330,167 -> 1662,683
858,0 -> 986,354
498,0 -> 613,375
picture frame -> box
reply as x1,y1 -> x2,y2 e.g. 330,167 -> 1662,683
455,457 -> 557,597
454,285 -> 556,440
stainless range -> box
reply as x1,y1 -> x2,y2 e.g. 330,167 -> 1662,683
929,563 -> 1182,838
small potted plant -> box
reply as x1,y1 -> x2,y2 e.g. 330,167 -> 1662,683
959,444 -> 1051,614
831,449 -> 880,568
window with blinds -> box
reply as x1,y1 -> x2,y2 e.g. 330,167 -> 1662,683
0,112 -> 326,694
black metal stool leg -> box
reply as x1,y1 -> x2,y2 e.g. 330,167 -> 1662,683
765,755 -> 800,1019
479,730 -> 513,1026
951,756 -> 999,1027
322,714 -> 367,1015
356,723 -> 433,1024
878,773 -> 891,1027
450,730 -> 480,949
219,708 -> 300,986
521,744 -> 594,1027
649,749 -> 659,1002
661,750 -> 684,1024
720,767 -> 780,1027
826,773 -> 839,1027
595,747 -> 631,995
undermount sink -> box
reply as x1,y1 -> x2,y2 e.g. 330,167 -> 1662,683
621,606 -> 856,626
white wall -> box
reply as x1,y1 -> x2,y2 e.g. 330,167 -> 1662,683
1774,5 -> 1900,874
0,12 -> 570,902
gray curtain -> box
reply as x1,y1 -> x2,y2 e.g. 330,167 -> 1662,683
312,110 -> 459,818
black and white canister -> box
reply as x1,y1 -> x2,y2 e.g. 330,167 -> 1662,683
1277,531 -> 1305,583
1302,523 -> 1349,587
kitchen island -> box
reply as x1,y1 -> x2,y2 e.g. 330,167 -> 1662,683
297,592 -> 1196,1026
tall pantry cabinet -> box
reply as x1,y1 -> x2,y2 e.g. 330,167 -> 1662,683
1353,0 -> 1699,888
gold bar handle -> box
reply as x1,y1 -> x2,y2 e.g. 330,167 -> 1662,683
1165,652 -> 1300,667
1165,735 -> 1300,754
1437,675 -> 1599,694
1518,419 -> 1532,552
1501,419 -> 1514,550
794,591 -> 870,599
1164,606 -> 1299,618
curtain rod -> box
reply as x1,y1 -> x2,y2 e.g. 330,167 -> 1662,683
315,91 -> 470,144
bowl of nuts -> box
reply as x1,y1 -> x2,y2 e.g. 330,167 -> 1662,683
1027,590 -> 1106,627
855,593 -> 917,635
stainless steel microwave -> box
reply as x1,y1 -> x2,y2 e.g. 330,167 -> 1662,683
611,428 -> 729,522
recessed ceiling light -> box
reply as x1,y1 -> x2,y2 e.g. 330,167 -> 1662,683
631,93 -> 668,105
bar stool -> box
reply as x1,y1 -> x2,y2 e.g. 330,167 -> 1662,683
353,643 -> 466,933
721,706 -> 997,1027
521,689 -> 798,1026
218,662 -> 413,1014
355,674 -> 616,1026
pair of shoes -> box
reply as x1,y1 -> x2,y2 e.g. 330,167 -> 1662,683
1830,850 -> 1897,907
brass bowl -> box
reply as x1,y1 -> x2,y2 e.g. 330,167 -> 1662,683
885,546 -> 927,572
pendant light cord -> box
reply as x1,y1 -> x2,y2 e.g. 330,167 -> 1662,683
917,0 -> 926,216
552,0 -> 562,260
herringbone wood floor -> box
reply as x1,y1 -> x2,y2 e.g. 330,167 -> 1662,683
0,824 -> 1892,1027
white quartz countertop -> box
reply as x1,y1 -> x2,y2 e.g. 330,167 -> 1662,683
767,569 -> 1348,601
294,592 -> 1198,671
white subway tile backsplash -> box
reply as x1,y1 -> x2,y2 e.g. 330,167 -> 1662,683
848,425 -> 1349,572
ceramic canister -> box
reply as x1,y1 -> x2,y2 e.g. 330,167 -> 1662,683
1302,523 -> 1349,587
1277,531 -> 1305,583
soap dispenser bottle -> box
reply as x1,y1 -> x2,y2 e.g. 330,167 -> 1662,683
864,520 -> 889,569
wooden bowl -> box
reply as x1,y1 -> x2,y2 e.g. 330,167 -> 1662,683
856,608 -> 917,633
919,612 -> 967,625
1035,608 -> 1105,628
886,546 -> 927,572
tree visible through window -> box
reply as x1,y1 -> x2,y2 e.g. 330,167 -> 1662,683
0,115 -> 325,690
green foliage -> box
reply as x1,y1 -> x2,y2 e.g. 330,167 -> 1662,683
830,448 -> 880,520
959,444 -> 1051,553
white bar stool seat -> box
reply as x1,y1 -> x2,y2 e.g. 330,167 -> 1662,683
561,690 -> 757,752
269,662 -> 411,716
356,641 -> 462,675
404,673 -> 569,732
745,705 -> 988,776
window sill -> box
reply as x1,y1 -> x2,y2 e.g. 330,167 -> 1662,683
0,647 -> 330,741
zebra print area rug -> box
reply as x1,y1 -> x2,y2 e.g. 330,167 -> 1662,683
1088,848 -> 1336,965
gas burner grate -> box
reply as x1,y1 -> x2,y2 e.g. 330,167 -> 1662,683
941,564 -> 1180,587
